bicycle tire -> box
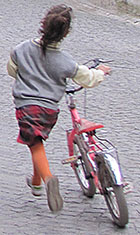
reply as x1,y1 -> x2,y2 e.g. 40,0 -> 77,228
72,135 -> 96,198
97,155 -> 129,227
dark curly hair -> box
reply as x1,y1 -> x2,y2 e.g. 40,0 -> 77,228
39,5 -> 73,55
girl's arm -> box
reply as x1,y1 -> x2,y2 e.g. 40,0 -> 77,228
72,64 -> 110,88
7,56 -> 17,79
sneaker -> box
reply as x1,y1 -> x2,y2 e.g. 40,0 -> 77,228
26,176 -> 43,196
46,176 -> 63,212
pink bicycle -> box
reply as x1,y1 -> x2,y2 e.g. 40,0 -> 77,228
62,59 -> 129,227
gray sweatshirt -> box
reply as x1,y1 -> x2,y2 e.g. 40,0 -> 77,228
8,39 -> 105,110
10,39 -> 78,110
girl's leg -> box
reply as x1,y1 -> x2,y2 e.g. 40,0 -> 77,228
32,163 -> 42,186
29,140 -> 52,184
29,140 -> 63,211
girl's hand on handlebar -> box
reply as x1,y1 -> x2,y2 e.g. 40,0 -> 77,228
97,64 -> 111,75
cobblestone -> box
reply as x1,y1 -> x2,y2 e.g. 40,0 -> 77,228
0,0 -> 140,234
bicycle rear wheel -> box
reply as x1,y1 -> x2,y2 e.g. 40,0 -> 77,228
97,154 -> 129,227
72,135 -> 96,198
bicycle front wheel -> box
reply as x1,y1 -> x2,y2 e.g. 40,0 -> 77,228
104,185 -> 128,227
98,157 -> 129,227
72,136 -> 96,198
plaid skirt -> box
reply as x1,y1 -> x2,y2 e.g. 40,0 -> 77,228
16,105 -> 59,146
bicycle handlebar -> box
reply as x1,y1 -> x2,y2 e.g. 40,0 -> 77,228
65,86 -> 83,94
65,58 -> 113,94
85,58 -> 113,69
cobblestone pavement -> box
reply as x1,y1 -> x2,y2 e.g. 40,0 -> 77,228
1,0 -> 140,234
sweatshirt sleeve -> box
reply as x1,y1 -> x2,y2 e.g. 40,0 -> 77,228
7,56 -> 18,79
72,65 -> 105,88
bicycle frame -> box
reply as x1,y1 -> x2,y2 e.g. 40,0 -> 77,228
66,94 -> 104,156
65,91 -> 123,188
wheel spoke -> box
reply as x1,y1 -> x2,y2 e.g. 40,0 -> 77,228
106,188 -> 120,218
76,160 -> 89,188
72,137 -> 96,197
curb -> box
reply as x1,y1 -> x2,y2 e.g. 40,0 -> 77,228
127,0 -> 140,7
116,0 -> 140,16
119,0 -> 140,7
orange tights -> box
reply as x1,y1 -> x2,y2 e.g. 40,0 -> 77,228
29,141 -> 52,186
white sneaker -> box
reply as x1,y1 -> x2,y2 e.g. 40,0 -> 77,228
26,175 -> 43,196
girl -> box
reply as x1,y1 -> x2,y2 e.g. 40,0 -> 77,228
7,4 -> 110,212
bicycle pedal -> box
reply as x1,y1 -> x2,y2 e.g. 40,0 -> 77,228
62,156 -> 77,164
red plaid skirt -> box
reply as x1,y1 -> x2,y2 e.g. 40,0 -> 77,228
16,105 -> 59,146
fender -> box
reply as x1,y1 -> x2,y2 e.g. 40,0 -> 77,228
95,150 -> 123,186
104,152 -> 123,185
